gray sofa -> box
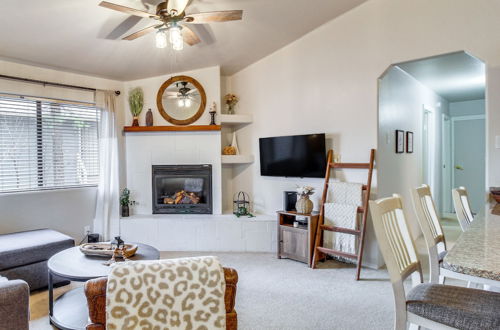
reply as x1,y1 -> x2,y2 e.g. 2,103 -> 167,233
0,229 -> 74,291
0,277 -> 29,330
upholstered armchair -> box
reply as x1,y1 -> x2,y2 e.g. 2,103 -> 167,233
0,278 -> 29,330
84,267 -> 238,330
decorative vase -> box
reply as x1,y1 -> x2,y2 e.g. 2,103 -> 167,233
132,116 -> 139,127
295,195 -> 313,214
227,104 -> 234,114
121,205 -> 129,217
145,109 -> 153,126
231,132 -> 239,155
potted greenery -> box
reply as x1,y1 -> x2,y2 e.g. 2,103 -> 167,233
128,87 -> 144,126
120,188 -> 134,217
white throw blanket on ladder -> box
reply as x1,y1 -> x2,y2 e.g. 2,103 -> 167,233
106,256 -> 226,330
324,182 -> 363,263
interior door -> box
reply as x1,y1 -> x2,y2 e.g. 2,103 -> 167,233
452,116 -> 485,212
441,114 -> 452,213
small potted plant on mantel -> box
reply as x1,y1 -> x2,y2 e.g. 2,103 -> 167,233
120,188 -> 135,217
128,87 -> 144,126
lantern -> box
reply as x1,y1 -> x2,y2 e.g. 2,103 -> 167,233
233,191 -> 253,217
111,236 -> 125,250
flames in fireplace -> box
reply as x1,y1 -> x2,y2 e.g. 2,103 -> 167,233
163,190 -> 200,205
152,165 -> 212,214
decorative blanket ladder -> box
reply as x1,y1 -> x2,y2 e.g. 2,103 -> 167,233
311,149 -> 375,280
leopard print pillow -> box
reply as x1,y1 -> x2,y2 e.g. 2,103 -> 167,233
106,256 -> 226,330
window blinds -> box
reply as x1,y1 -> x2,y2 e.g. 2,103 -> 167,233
0,94 -> 100,193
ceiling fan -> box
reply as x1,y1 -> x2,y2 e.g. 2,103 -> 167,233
163,82 -> 199,107
99,0 -> 243,50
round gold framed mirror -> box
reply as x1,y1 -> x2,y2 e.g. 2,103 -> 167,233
156,75 -> 207,125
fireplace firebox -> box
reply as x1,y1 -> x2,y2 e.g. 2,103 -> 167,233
152,165 -> 212,214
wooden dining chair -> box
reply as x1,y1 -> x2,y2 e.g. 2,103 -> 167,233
452,186 -> 474,231
411,184 -> 477,287
370,194 -> 500,330
411,185 -> 446,284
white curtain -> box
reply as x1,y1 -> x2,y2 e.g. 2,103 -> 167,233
93,90 -> 119,241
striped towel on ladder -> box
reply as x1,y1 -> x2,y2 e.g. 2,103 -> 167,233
323,182 -> 363,263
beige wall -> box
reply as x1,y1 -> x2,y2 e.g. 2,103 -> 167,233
228,0 -> 500,267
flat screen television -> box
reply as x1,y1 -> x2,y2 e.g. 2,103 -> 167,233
259,133 -> 326,178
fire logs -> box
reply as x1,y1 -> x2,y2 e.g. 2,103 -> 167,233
163,190 -> 200,204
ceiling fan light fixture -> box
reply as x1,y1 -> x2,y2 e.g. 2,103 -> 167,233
185,98 -> 192,107
155,29 -> 167,49
168,25 -> 184,51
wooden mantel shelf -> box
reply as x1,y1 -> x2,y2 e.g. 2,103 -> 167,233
123,125 -> 221,132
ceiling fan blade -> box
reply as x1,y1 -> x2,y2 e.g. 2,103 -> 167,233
122,24 -> 162,40
167,0 -> 189,16
184,10 -> 243,24
182,25 -> 201,46
99,1 -> 159,19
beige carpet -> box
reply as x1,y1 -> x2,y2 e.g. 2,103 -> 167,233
29,218 -> 463,330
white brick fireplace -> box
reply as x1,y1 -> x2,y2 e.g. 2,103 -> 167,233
124,130 -> 223,214
120,130 -> 276,252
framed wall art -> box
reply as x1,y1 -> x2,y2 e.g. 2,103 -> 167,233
406,131 -> 413,153
395,130 -> 404,153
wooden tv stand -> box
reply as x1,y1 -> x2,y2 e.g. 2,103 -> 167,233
276,211 -> 319,266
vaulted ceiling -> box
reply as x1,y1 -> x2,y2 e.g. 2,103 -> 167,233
0,0 -> 367,81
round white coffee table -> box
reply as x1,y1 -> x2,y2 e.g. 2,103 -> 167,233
47,243 -> 160,330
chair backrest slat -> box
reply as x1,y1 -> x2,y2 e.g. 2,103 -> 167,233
452,186 -> 473,231
411,185 -> 446,283
370,194 -> 420,281
411,185 -> 445,247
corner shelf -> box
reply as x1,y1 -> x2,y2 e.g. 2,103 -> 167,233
221,155 -> 254,164
220,114 -> 252,126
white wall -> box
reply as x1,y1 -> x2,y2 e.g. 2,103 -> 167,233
378,67 -> 449,236
0,59 -> 124,240
449,99 -> 485,117
228,0 -> 500,267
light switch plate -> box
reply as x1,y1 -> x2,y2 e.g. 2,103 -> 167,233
496,136 -> 500,149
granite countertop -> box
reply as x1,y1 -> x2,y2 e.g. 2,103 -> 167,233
443,203 -> 500,281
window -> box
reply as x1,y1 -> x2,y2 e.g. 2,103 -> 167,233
0,94 -> 100,193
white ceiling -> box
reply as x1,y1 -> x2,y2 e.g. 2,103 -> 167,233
397,52 -> 485,102
0,0 -> 367,81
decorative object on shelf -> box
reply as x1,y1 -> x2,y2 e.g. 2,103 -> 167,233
295,186 -> 315,214
222,146 -> 237,155
233,191 -> 254,217
224,93 -> 239,114
231,132 -> 240,154
98,1 -> 243,51
406,131 -> 413,153
128,87 -> 144,126
111,236 -> 125,250
145,108 -> 154,126
209,102 -> 217,125
157,75 -> 207,125
79,241 -> 138,259
395,129 -> 404,153
490,187 -> 500,204
120,188 -> 135,217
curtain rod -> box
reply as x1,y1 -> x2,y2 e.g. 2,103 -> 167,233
0,74 -> 121,95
